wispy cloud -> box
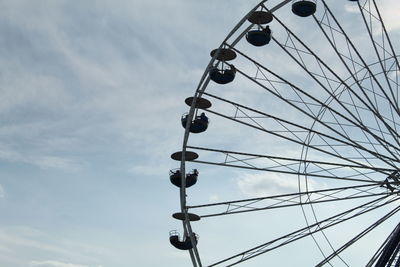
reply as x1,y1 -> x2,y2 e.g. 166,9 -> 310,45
0,0 -> 198,173
345,0 -> 400,32
0,144 -> 82,171
0,226 -> 112,264
0,184 -> 4,198
377,0 -> 400,31
237,172 -> 321,197
208,194 -> 220,202
30,261 -> 99,267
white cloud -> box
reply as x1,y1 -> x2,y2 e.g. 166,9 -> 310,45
0,226 -> 114,267
378,0 -> 400,32
0,0 -> 197,169
344,3 -> 359,14
129,163 -> 172,177
0,144 -> 82,171
237,172 -> 320,197
345,0 -> 400,32
31,156 -> 81,171
208,194 -> 220,202
0,230 -> 73,257
0,184 -> 4,198
30,261 -> 96,267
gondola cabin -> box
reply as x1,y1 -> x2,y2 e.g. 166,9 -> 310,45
169,231 -> 198,250
181,112 -> 209,133
246,26 -> 272,47
292,0 -> 317,17
169,169 -> 198,188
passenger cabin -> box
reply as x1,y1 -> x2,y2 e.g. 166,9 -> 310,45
181,112 -> 209,133
246,26 -> 272,47
246,10 -> 273,47
169,231 -> 198,250
169,169 -> 198,188
209,66 -> 236,84
292,0 -> 317,17
209,48 -> 237,84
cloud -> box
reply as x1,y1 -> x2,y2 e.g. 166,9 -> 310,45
0,230 -> 74,257
129,162 -> 173,178
0,226 -> 113,266
237,172 -> 320,197
0,0 -> 202,172
0,144 -> 82,171
345,0 -> 400,32
344,3 -> 359,14
208,194 -> 220,202
377,0 -> 400,32
30,261 -> 97,267
0,184 -> 4,198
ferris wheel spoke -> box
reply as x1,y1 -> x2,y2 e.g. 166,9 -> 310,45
326,66 -> 399,133
252,65 -> 321,117
370,0 -> 400,100
192,159 -> 382,184
321,107 -> 396,169
208,195 -> 399,267
204,92 -> 399,168
315,204 -> 400,267
272,34 -> 400,159
188,184 -> 393,218
328,100 -> 400,134
231,47 -> 400,163
187,146 -> 393,174
195,110 -> 396,171
312,0 -> 400,160
186,146 -> 395,184
366,222 -> 400,266
270,14 -> 400,156
202,91 -> 397,163
324,120 -> 393,137
358,0 -> 400,100
312,8 -> 400,155
232,43 -> 395,132
316,0 -> 400,120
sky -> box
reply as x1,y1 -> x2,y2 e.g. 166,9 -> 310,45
0,1 -> 262,266
1,0 -> 400,267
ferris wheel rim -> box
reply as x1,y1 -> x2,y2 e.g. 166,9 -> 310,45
176,1 -> 292,266
172,0 -> 400,266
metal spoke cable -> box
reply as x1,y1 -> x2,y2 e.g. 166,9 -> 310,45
208,195 -> 399,266
320,0 -> 400,121
202,91 -> 398,166
315,204 -> 400,266
188,185 -> 391,218
187,145 -> 393,174
228,47 -> 400,166
204,106 -> 392,174
271,14 -> 400,157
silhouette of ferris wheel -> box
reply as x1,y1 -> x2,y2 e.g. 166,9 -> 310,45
170,0 -> 400,266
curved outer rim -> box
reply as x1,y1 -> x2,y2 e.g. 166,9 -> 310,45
176,0 -> 400,265
177,1 -> 292,266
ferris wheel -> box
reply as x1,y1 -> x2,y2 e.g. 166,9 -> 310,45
169,0 -> 400,266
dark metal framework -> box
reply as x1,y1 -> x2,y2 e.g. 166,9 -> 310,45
172,0 -> 400,266
367,222 -> 400,266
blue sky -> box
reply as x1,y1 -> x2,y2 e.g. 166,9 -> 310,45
0,1 -> 262,266
1,0 -> 400,266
